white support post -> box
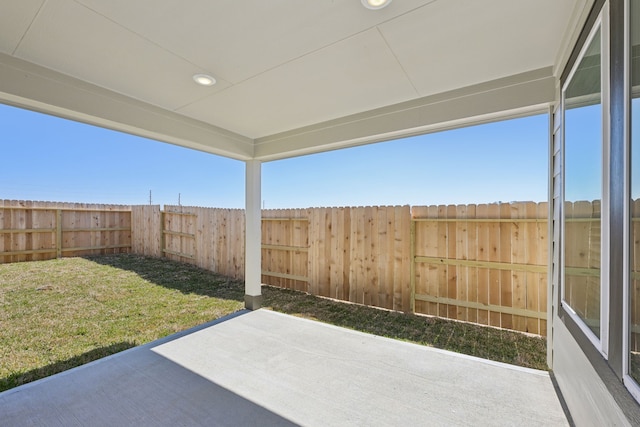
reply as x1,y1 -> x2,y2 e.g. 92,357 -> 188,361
244,160 -> 262,310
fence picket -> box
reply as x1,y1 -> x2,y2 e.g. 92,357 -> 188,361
525,202 -> 540,335
499,203 -> 513,330
466,204 -> 478,324
476,203 -> 490,326
512,202 -> 527,333
456,204 -> 468,321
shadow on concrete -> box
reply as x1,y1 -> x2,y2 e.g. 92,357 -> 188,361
0,312 -> 299,427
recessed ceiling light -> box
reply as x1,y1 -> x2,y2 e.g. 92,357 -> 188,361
192,74 -> 216,86
361,0 -> 392,10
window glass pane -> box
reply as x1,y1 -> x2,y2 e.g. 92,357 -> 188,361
630,0 -> 640,385
564,27 -> 602,338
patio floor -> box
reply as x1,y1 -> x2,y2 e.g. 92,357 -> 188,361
0,309 -> 568,426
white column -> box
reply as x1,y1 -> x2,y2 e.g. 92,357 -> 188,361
244,159 -> 262,309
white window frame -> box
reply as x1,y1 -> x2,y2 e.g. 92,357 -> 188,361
561,5 -> 611,357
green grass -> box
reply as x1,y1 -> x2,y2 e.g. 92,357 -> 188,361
0,254 -> 547,392
0,255 -> 244,392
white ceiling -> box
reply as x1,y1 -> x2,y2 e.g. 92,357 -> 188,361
0,0 -> 591,160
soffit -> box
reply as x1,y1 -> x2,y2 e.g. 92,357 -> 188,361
379,0 -> 580,96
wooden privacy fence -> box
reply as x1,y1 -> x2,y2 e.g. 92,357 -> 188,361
0,200 -> 132,263
0,202 -> 246,280
411,203 -> 548,336
261,206 -> 412,312
2,200 -> 550,336
259,203 -> 547,335
131,205 -> 245,279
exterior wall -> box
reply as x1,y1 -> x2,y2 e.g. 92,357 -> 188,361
550,1 -> 640,423
553,319 -> 630,426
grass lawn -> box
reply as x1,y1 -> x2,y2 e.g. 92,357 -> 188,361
0,254 -> 547,392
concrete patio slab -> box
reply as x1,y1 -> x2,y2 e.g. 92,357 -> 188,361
0,309 -> 568,426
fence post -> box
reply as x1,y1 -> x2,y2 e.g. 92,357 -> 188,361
160,210 -> 165,258
56,209 -> 62,258
410,217 -> 416,313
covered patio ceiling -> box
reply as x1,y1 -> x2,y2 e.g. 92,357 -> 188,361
0,0 -> 592,162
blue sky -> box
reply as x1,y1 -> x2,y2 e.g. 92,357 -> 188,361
0,103 -> 549,208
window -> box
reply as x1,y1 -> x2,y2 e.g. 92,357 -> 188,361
562,17 -> 608,351
628,0 -> 640,395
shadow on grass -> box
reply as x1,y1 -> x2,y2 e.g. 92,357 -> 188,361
85,254 -> 245,302
0,342 -> 136,393
262,287 -> 549,371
